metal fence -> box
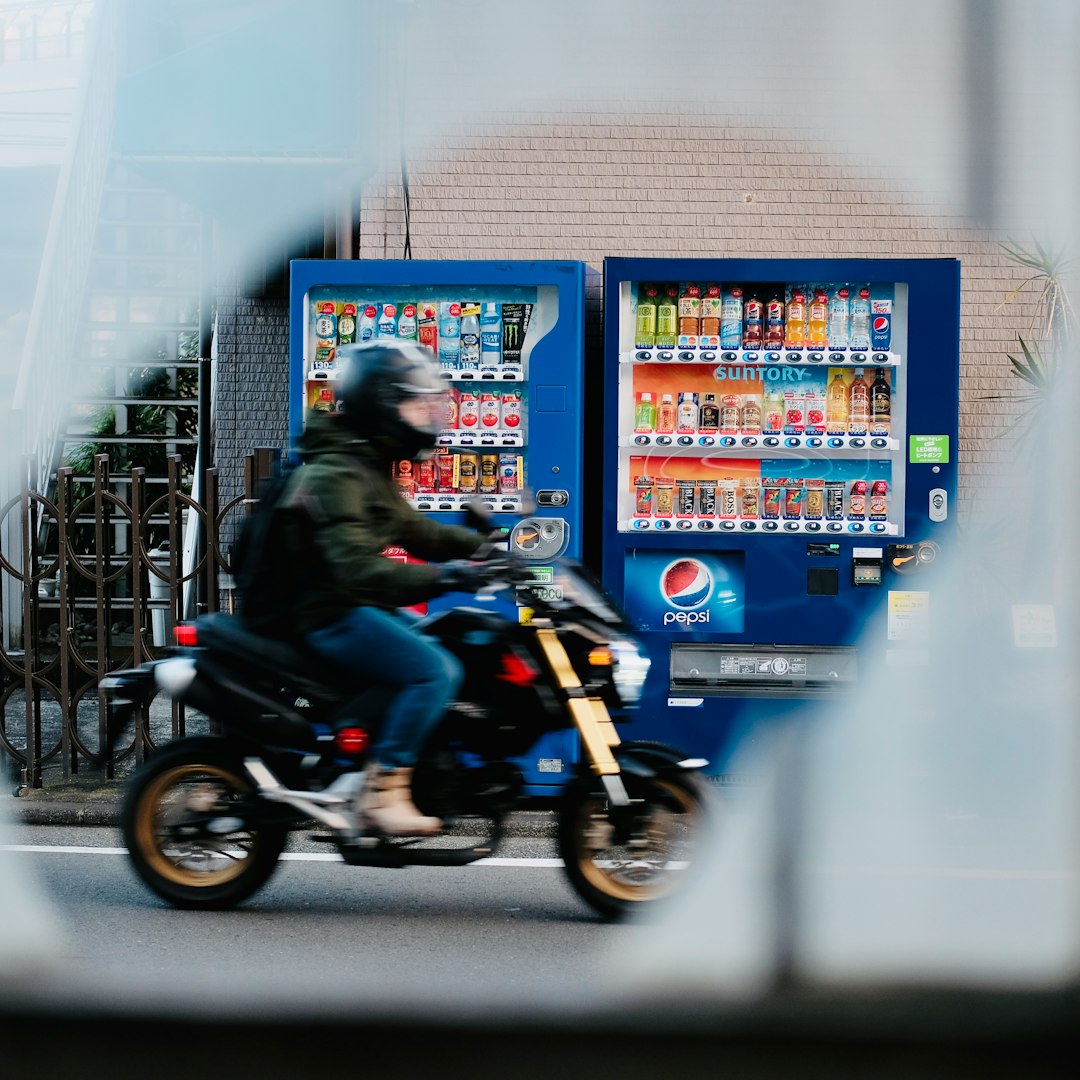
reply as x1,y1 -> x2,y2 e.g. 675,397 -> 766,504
0,448 -> 279,790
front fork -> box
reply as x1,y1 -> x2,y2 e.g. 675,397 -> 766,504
534,628 -> 630,807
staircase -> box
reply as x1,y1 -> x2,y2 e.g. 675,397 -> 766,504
2,2 -> 211,647
63,158 -> 205,491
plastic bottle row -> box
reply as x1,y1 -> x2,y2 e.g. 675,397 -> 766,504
633,281 -> 893,352
311,298 -> 533,372
632,370 -> 891,441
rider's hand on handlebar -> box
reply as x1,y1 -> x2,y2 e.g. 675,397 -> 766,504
483,551 -> 535,588
438,552 -> 533,594
437,559 -> 505,594
471,529 -> 510,562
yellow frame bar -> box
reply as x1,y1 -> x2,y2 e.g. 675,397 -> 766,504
536,628 -> 621,776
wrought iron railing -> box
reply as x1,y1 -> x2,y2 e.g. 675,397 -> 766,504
0,448 -> 279,790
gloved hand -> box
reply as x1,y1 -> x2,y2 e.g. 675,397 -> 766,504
438,553 -> 533,594
471,528 -> 510,562
482,551 -> 534,588
437,559 -> 503,594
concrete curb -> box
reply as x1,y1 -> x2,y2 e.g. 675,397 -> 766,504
7,795 -> 558,837
9,801 -> 124,828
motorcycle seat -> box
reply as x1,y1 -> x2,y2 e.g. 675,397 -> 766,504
194,613 -> 352,693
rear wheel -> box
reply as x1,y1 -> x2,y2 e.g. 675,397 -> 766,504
558,769 -> 709,921
121,738 -> 287,910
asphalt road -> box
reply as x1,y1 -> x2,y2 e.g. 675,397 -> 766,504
3,823 -> 645,1012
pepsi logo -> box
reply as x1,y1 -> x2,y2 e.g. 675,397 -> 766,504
661,558 -> 714,609
872,316 -> 889,333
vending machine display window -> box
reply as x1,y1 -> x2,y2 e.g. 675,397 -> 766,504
300,283 -> 560,517
616,278 -> 908,540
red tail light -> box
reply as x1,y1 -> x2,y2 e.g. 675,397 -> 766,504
173,624 -> 199,647
335,727 -> 370,755
496,650 -> 539,687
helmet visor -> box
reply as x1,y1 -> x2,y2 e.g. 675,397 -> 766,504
397,390 -> 447,437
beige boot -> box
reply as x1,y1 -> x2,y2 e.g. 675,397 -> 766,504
361,765 -> 442,837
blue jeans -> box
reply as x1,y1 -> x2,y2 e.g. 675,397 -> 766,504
307,607 -> 463,769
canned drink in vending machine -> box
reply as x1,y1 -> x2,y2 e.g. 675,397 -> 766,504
762,478 -> 782,520
479,391 -> 501,430
718,479 -> 738,520
395,460 -> 416,499
869,480 -> 889,520
498,454 -> 523,494
457,451 -> 479,495
676,480 -> 697,518
500,387 -> 523,430
848,479 -> 868,519
697,481 -> 716,518
634,476 -> 654,517
415,458 -> 437,494
740,478 -> 760,519
434,449 -> 458,493
870,299 -> 893,351
443,386 -> 460,430
479,454 -> 499,494
655,480 -> 674,519
784,479 -> 805,519
825,481 -> 845,520
804,478 -> 824,520
458,389 -> 480,430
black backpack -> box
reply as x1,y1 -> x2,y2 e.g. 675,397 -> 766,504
232,467 -> 306,639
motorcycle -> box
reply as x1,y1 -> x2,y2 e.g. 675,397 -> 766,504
103,557 -> 710,920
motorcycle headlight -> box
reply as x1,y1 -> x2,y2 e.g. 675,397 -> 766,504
609,640 -> 651,706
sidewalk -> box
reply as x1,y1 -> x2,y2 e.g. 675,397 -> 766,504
5,776 -> 558,836
6,778 -> 127,827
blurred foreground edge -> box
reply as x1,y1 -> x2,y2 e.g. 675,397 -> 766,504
1,984 -> 1079,1080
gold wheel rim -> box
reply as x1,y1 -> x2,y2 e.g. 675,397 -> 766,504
135,763 -> 262,889
574,778 -> 699,904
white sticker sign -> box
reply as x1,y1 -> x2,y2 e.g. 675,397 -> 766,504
1011,604 -> 1057,648
888,591 -> 930,642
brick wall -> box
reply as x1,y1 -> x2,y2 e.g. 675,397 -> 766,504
360,108 -> 1043,517
212,278 -> 291,543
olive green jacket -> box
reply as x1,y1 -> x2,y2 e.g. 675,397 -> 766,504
280,412 -> 482,635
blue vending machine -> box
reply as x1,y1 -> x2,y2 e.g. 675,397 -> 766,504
601,257 -> 960,781
289,259 -> 587,794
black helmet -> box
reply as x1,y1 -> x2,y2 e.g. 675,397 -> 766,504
336,341 -> 446,459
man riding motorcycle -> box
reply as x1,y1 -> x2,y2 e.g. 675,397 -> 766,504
239,340 -> 505,837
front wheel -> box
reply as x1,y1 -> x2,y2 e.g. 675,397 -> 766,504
121,738 -> 287,910
558,768 -> 710,921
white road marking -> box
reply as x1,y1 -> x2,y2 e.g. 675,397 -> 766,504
2,845 -> 1076,880
0,844 -> 562,867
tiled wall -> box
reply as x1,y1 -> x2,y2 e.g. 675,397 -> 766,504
212,278 -> 291,547
360,109 -> 1042,519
